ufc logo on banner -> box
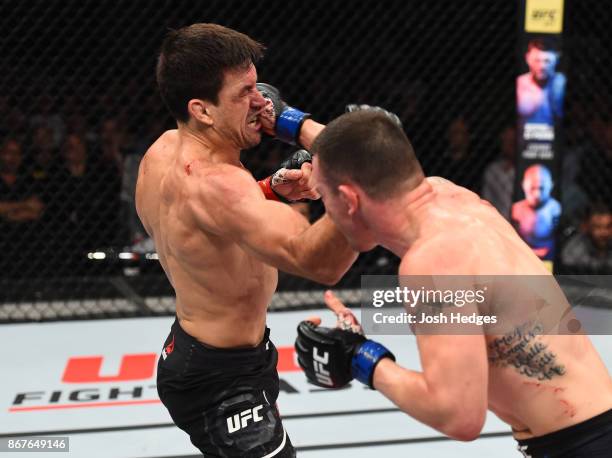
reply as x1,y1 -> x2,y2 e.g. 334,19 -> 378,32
61,347 -> 301,384
226,405 -> 264,433
62,354 -> 157,383
312,347 -> 332,386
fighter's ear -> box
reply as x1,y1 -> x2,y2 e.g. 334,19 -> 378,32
337,184 -> 359,216
187,99 -> 213,126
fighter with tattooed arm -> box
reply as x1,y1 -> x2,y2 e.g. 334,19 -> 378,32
296,110 -> 612,457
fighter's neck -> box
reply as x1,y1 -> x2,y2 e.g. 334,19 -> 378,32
367,178 -> 435,258
530,74 -> 550,88
177,124 -> 241,165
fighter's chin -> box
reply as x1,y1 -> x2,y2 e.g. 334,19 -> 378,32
349,237 -> 377,253
242,132 -> 262,149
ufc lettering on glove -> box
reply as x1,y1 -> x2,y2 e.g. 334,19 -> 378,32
312,347 -> 332,386
295,320 -> 395,389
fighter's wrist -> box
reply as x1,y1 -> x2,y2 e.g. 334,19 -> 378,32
298,119 -> 324,151
351,340 -> 395,389
257,176 -> 291,203
258,176 -> 279,202
276,107 -> 310,145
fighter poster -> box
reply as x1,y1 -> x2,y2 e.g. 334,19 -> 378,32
512,0 -> 566,267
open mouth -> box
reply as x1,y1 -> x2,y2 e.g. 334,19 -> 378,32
248,117 -> 261,130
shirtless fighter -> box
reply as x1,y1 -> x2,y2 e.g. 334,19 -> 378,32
295,110 -> 612,457
136,24 -> 359,456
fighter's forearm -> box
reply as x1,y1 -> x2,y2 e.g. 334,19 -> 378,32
299,119 -> 325,151
290,214 -> 357,285
373,359 -> 482,441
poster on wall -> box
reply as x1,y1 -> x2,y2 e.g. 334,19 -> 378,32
512,0 -> 566,268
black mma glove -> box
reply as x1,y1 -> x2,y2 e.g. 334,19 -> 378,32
345,104 -> 402,128
258,149 -> 315,203
295,320 -> 395,389
257,83 -> 311,145
279,148 -> 311,170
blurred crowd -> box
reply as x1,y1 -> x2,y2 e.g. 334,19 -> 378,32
445,111 -> 612,274
0,94 -> 167,276
1,94 -> 611,279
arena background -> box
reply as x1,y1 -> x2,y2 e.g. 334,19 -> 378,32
0,1 -> 611,316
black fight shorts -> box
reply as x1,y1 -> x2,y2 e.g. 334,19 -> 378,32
516,408 -> 612,457
157,319 -> 295,457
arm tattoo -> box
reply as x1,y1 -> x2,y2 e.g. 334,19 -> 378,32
488,322 -> 566,380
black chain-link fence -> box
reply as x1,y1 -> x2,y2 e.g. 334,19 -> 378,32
1,0 -> 610,321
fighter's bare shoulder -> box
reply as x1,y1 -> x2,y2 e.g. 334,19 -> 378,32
425,176 -> 474,197
189,161 -> 260,204
400,231 -> 479,276
138,129 -> 179,171
185,160 -> 264,237
516,72 -> 531,87
146,129 -> 179,157
426,176 -> 452,186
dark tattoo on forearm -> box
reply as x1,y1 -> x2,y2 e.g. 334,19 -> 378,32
488,322 -> 566,380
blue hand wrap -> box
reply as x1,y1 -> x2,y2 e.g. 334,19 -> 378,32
276,107 -> 309,145
351,340 -> 395,389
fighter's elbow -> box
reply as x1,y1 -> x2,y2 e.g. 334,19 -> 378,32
285,253 -> 340,285
312,267 -> 343,285
441,410 -> 486,442
286,239 -> 348,285
296,251 -> 345,285
424,390 -> 486,441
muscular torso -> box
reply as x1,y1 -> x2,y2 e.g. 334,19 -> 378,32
407,177 -> 612,438
136,130 -> 276,347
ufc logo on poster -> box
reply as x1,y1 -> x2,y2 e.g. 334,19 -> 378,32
531,9 -> 556,24
312,347 -> 332,386
62,353 -> 157,383
524,0 -> 564,33
226,405 -> 264,433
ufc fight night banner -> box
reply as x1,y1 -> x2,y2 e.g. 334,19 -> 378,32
512,0 -> 566,267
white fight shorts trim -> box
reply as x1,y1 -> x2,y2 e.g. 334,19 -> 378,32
517,444 -> 532,458
260,428 -> 287,458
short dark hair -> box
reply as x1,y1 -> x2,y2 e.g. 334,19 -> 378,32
156,23 -> 265,123
527,37 -> 558,53
313,111 -> 424,199
587,201 -> 611,219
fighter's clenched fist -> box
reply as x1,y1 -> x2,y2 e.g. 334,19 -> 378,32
257,82 -> 310,145
295,291 -> 394,389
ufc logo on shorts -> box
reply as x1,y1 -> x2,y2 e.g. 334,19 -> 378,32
517,445 -> 532,458
226,405 -> 264,433
313,347 -> 332,386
